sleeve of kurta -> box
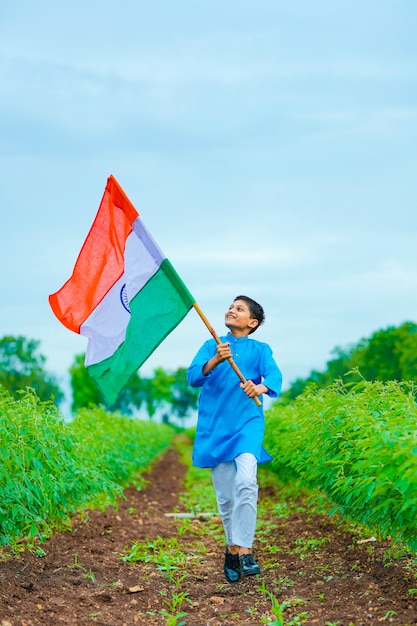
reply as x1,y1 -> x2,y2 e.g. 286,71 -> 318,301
186,339 -> 216,388
261,344 -> 283,398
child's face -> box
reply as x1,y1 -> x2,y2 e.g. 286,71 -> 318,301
224,299 -> 258,335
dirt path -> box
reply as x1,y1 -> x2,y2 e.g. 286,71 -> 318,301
1,444 -> 417,625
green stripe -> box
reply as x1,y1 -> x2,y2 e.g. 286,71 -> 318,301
88,259 -> 195,405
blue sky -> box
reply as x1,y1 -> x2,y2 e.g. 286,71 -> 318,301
1,1 -> 416,410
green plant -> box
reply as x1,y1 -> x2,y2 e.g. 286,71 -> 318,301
257,579 -> 286,625
121,534 -> 200,589
158,589 -> 191,626
275,576 -> 295,590
313,592 -> 326,604
265,379 -> 417,551
0,387 -> 173,552
83,569 -> 96,582
67,553 -> 84,569
290,537 -> 329,560
159,610 -> 187,626
162,590 -> 192,613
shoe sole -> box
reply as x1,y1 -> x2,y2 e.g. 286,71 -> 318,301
225,575 -> 240,583
241,569 -> 261,577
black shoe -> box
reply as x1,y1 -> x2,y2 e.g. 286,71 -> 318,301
224,549 -> 241,583
240,553 -> 261,577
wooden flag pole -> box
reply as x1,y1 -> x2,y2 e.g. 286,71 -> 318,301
192,302 -> 262,407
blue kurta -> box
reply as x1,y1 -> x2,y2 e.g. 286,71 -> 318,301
187,332 -> 282,468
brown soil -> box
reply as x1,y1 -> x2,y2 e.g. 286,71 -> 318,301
1,444 -> 417,626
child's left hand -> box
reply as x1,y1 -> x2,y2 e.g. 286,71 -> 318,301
240,380 -> 267,398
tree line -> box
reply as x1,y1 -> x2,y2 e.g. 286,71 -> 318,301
0,336 -> 199,423
1,320 -> 416,418
281,320 -> 417,402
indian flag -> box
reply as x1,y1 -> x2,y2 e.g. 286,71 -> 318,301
49,175 -> 195,405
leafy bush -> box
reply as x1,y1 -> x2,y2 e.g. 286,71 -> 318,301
71,406 -> 173,489
265,379 -> 417,550
0,386 -> 173,548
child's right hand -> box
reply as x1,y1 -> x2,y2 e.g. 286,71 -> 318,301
203,342 -> 232,376
216,342 -> 232,363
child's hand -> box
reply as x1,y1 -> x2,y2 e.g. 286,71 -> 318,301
240,380 -> 268,398
215,342 -> 232,363
203,342 -> 232,376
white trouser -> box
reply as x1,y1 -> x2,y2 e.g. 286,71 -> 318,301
211,452 -> 259,549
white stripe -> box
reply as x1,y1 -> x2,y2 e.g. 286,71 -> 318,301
82,218 -> 164,366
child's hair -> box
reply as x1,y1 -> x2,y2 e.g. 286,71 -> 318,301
234,295 -> 265,334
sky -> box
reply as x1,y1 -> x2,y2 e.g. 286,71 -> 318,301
1,1 -> 416,414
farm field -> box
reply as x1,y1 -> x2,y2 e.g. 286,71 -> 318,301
1,437 -> 417,626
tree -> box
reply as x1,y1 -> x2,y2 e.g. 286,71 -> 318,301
70,352 -> 146,414
282,321 -> 417,401
145,367 -> 199,423
70,353 -> 102,410
352,322 -> 417,383
0,335 -> 64,405
170,367 -> 199,420
281,345 -> 355,402
142,367 -> 174,420
69,355 -> 199,422
398,325 -> 417,381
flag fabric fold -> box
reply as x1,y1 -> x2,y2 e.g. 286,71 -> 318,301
49,175 -> 195,405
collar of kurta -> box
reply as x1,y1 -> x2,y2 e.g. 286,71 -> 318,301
226,332 -> 250,344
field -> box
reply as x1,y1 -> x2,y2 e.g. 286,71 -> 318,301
1,436 -> 417,626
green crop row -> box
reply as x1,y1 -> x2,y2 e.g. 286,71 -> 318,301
264,378 -> 417,551
0,386 -> 173,550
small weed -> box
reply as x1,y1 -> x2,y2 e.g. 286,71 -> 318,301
264,545 -> 283,554
257,579 -> 307,625
35,547 -> 47,557
314,563 -> 331,572
313,592 -> 326,604
67,552 -> 84,569
382,611 -> 397,621
176,519 -> 192,536
276,576 -> 295,589
170,571 -> 189,588
257,522 -> 279,539
66,552 -> 96,582
83,569 -> 96,582
159,608 -> 187,625
160,592 -> 192,626
102,579 -> 122,588
246,606 -> 259,616
290,537 -> 329,560
383,543 -> 410,565
162,590 -> 192,613
288,613 -> 308,625
263,560 -> 282,571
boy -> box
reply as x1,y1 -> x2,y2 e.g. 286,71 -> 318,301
186,295 -> 282,583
